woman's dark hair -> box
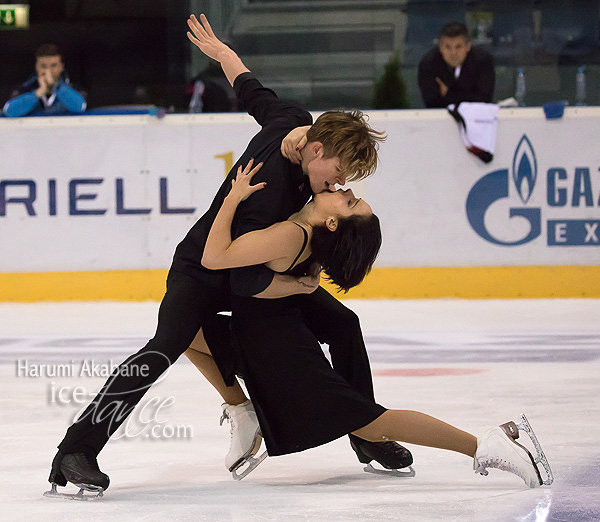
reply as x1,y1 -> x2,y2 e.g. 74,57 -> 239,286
310,214 -> 382,292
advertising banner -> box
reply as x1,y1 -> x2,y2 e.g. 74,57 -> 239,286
1,109 -> 598,276
360,107 -> 600,267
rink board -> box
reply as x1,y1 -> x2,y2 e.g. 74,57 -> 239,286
1,108 -> 599,300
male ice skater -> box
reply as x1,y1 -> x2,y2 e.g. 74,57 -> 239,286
47,14 -> 412,497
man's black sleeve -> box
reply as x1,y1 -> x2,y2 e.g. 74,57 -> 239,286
418,58 -> 445,108
230,264 -> 277,296
227,73 -> 312,296
234,72 -> 311,129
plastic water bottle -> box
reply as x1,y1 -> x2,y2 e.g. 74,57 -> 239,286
575,66 -> 586,106
515,68 -> 526,107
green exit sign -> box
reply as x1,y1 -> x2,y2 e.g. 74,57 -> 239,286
0,4 -> 29,29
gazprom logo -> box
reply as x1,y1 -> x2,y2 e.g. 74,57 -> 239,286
467,134 -> 599,247
466,134 -> 541,246
512,135 -> 537,204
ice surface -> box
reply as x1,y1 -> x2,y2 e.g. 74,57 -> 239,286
1,299 -> 599,521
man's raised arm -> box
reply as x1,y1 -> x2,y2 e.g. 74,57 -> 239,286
187,14 -> 249,87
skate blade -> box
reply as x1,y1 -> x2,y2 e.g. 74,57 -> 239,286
228,429 -> 263,472
231,450 -> 268,481
364,463 -> 416,478
517,413 -> 554,486
43,483 -> 104,500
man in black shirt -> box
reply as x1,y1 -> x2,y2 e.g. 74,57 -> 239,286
47,14 -> 412,497
418,22 -> 495,108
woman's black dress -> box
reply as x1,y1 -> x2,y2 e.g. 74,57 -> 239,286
228,223 -> 386,456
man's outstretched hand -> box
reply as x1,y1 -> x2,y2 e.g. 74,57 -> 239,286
187,14 -> 228,62
255,263 -> 321,298
297,261 -> 322,294
186,14 -> 249,86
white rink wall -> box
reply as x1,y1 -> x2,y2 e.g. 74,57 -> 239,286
1,108 -> 599,273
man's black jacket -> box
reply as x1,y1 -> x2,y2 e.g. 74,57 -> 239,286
418,46 -> 495,108
171,72 -> 313,295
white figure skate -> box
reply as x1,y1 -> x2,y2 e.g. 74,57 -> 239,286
474,414 -> 553,488
220,400 -> 267,480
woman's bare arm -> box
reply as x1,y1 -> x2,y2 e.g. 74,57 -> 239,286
202,160 -> 303,270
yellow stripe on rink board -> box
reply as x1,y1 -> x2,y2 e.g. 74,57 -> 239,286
0,270 -> 169,302
322,265 -> 600,299
0,266 -> 599,302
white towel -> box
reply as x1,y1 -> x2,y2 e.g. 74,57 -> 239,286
448,102 -> 499,163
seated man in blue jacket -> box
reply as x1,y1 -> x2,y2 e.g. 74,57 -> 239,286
3,43 -> 86,117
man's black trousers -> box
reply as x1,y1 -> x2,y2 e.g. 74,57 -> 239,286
58,271 -> 375,456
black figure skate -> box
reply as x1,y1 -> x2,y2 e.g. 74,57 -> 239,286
350,436 -> 416,478
44,451 -> 109,500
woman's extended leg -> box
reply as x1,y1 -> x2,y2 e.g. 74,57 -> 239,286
353,411 -> 549,488
352,410 -> 477,457
185,328 -> 248,405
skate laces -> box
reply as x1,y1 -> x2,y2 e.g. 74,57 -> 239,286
219,410 -> 229,426
476,456 -> 528,483
219,409 -> 236,434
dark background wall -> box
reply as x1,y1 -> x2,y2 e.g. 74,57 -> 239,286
2,1 -> 600,111
0,0 -> 191,110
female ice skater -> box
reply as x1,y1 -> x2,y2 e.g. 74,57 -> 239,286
187,159 -> 553,488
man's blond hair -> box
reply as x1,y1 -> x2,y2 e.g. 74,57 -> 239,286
306,110 -> 386,182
